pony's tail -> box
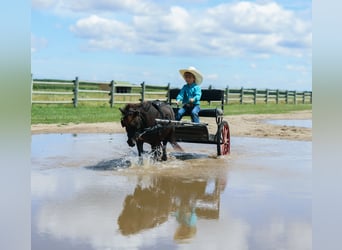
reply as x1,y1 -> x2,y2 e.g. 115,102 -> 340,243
171,141 -> 183,152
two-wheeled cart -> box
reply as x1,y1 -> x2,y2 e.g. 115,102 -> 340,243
156,89 -> 230,156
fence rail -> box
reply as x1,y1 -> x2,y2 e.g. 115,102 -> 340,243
31,76 -> 312,107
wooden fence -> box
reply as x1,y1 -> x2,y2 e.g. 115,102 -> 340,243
224,87 -> 312,105
31,77 -> 312,107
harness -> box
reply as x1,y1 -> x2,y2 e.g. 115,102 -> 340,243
151,100 -> 166,119
135,101 -> 172,140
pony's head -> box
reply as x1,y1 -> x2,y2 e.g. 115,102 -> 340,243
120,104 -> 143,147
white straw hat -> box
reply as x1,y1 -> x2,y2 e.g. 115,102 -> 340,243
179,66 -> 203,84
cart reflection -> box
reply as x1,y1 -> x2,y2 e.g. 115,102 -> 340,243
117,175 -> 227,241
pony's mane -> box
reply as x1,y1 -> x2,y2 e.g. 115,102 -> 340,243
123,102 -> 152,113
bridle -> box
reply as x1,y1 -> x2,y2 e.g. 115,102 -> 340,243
121,102 -> 166,142
121,109 -> 147,145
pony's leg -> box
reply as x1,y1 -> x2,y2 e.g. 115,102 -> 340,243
150,144 -> 163,161
136,141 -> 144,165
137,141 -> 144,156
161,140 -> 168,161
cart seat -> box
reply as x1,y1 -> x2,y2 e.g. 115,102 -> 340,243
169,88 -> 225,118
172,107 -> 223,118
198,108 -> 223,117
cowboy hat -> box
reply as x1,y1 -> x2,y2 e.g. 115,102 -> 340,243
179,66 -> 203,84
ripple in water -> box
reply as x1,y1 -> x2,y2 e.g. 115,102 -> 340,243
85,151 -> 213,171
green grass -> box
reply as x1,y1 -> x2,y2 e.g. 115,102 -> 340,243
31,103 -> 312,124
31,104 -> 121,124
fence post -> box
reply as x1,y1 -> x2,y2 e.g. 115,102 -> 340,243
253,88 -> 257,104
285,90 -> 289,104
276,89 -> 279,104
225,86 -> 229,105
141,81 -> 145,102
265,89 -> 269,104
109,80 -> 115,108
208,84 -> 213,105
73,76 -> 79,107
240,87 -> 244,104
294,90 -> 297,104
302,92 -> 305,104
167,83 -> 171,103
310,92 -> 312,104
31,73 -> 33,105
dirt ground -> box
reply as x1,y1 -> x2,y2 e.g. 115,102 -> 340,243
31,110 -> 312,141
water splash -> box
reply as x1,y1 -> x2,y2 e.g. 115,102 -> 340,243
84,150 -> 219,172
84,158 -> 132,171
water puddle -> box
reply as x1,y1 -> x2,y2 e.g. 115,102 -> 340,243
265,119 -> 312,128
31,131 -> 311,250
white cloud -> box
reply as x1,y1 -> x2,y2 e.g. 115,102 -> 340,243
254,218 -> 312,250
163,6 -> 190,32
70,15 -> 134,39
250,63 -> 257,69
32,0 -> 56,9
69,0 -> 160,15
31,172 -> 57,197
286,64 -> 310,74
206,74 -> 219,81
32,0 -> 161,15
31,33 -> 48,53
68,1 -> 311,58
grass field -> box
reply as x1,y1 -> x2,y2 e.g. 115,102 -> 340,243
31,103 -> 312,124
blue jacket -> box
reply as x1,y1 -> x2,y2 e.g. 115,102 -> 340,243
176,83 -> 202,105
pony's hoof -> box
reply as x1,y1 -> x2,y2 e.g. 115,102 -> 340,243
138,157 -> 144,165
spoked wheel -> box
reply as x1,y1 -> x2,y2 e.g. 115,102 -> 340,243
217,120 -> 230,156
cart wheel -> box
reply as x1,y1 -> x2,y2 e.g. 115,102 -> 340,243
217,120 -> 230,156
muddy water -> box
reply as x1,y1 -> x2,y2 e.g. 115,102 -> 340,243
31,132 -> 311,250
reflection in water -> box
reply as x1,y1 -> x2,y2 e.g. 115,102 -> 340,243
117,175 -> 226,243
32,169 -> 228,249
171,152 -> 209,161
31,133 -> 311,250
173,207 -> 197,242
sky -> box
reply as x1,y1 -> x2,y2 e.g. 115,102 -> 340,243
31,0 -> 312,91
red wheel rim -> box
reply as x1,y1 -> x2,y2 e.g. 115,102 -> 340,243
220,123 -> 230,155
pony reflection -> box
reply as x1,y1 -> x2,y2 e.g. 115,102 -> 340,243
117,175 -> 227,241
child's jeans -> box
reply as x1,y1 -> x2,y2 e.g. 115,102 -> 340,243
176,104 -> 200,123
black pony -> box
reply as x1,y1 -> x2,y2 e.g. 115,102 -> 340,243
120,101 -> 182,161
